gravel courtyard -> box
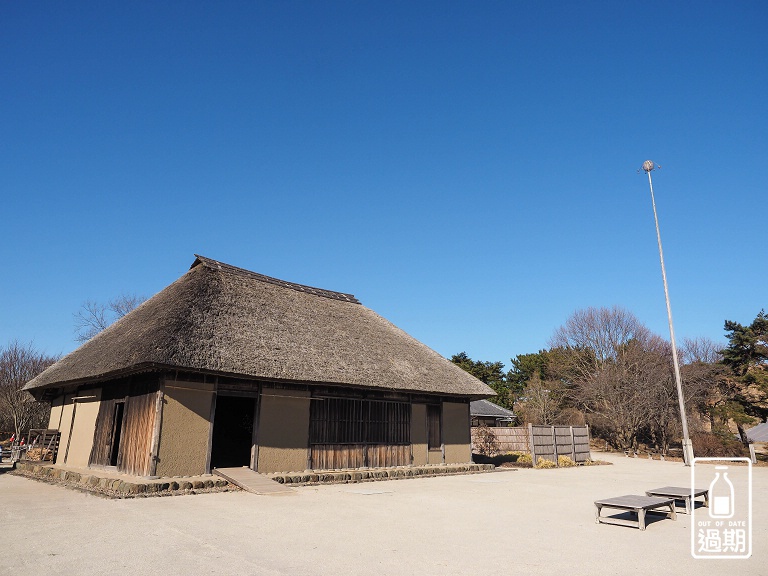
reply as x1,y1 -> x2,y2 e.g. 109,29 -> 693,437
2,453 -> 765,576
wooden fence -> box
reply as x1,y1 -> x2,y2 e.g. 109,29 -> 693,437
471,424 -> 591,466
21,429 -> 61,462
471,426 -> 530,453
529,424 -> 591,464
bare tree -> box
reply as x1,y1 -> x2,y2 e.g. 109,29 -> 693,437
679,336 -> 728,431
0,342 -> 58,438
472,425 -> 500,456
550,307 -> 674,451
551,306 -> 652,364
641,336 -> 684,455
571,339 -> 662,450
74,294 -> 145,343
681,336 -> 724,365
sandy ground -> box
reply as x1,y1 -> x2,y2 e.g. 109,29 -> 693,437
1,453 -> 765,576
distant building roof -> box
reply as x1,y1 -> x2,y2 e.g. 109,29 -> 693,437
470,399 -> 515,419
746,421 -> 768,443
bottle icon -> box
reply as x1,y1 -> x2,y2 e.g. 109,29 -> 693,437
709,465 -> 735,518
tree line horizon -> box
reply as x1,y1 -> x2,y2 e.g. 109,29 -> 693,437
451,305 -> 767,456
2,297 -> 766,459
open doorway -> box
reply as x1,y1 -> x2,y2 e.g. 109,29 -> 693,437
210,395 -> 256,469
109,401 -> 125,466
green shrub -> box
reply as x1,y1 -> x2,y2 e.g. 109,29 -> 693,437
557,455 -> 576,467
534,458 -> 556,469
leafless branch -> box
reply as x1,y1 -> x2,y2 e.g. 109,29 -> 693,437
0,341 -> 58,437
73,294 -> 146,343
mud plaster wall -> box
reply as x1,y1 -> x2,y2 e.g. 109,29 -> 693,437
48,396 -> 64,430
411,403 -> 428,466
155,381 -> 214,477
257,389 -> 310,473
54,395 -> 75,466
443,402 -> 471,464
64,389 -> 102,468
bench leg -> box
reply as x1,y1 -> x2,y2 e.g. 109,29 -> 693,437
595,504 -> 602,524
638,509 -> 646,530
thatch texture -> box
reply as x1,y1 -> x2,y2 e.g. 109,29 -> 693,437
25,256 -> 493,399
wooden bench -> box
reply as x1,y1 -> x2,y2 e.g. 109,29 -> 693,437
645,486 -> 709,515
595,495 -> 676,530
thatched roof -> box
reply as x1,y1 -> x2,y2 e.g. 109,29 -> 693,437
25,255 -> 494,399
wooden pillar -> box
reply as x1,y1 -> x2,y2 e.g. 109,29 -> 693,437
552,426 -> 558,463
148,383 -> 165,477
528,423 -> 535,464
570,426 -> 576,462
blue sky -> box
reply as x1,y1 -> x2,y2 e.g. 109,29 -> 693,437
1,1 -> 766,368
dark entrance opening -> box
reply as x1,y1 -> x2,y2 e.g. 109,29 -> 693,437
109,401 -> 125,466
210,395 -> 256,469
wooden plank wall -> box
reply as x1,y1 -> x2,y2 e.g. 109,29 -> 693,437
89,381 -> 130,467
310,443 -> 411,470
308,397 -> 411,470
310,444 -> 366,470
366,444 -> 410,468
88,377 -> 158,476
119,380 -> 157,476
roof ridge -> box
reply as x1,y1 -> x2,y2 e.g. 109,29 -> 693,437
192,255 -> 360,304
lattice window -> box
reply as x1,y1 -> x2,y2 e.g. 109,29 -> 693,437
310,398 -> 410,445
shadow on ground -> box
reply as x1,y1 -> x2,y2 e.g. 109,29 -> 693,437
471,453 -> 522,466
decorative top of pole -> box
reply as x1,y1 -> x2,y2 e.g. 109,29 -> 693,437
642,160 -> 656,173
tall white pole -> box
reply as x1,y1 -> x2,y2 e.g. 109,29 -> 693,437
642,160 -> 694,466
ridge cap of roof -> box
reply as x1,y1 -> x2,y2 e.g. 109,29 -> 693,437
192,254 -> 360,304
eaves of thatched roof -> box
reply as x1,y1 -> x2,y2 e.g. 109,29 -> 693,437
24,255 -> 494,400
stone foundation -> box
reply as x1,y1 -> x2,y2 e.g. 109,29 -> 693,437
13,461 -> 498,497
268,463 -> 497,485
12,462 -> 236,498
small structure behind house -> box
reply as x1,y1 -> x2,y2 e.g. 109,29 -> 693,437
470,399 -> 515,427
744,420 -> 768,443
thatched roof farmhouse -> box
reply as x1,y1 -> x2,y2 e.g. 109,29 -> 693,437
25,255 -> 493,477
